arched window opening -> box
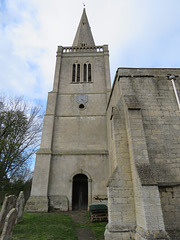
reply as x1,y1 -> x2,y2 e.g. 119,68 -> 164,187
77,64 -> 80,82
84,64 -> 87,82
88,64 -> 91,82
72,64 -> 76,82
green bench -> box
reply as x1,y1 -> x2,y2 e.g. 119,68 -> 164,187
89,204 -> 108,222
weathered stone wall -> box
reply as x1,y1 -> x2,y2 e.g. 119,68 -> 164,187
51,48 -> 109,153
52,116 -> 107,152
106,68 -> 180,239
117,68 -> 180,184
48,154 -> 109,210
159,185 -> 180,239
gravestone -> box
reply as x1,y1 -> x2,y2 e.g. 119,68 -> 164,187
0,208 -> 17,240
0,196 -> 17,232
15,191 -> 25,224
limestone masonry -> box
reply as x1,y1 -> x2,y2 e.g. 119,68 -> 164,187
25,9 -> 180,240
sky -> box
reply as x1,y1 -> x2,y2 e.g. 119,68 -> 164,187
0,0 -> 180,106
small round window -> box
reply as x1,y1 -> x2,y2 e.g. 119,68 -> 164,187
79,104 -> 85,110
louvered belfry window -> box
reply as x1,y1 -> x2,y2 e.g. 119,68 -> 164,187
84,64 -> 87,82
88,64 -> 91,82
72,64 -> 76,82
72,63 -> 92,83
77,64 -> 80,82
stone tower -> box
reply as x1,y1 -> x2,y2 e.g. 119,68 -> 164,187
26,9 -> 111,212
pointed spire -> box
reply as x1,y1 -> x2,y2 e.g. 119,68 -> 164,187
72,9 -> 95,47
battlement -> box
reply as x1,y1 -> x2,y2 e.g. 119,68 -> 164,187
61,45 -> 104,53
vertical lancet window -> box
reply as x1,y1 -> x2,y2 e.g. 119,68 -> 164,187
72,63 -> 92,83
84,64 -> 87,82
88,64 -> 91,82
77,64 -> 80,82
72,64 -> 76,82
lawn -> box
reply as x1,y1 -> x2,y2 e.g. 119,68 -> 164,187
12,213 -> 106,240
90,222 -> 107,240
12,213 -> 77,240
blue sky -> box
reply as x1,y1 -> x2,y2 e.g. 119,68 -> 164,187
0,0 -> 180,106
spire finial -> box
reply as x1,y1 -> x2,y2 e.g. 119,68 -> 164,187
83,2 -> 85,8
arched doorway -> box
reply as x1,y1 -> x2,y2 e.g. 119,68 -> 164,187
72,174 -> 88,210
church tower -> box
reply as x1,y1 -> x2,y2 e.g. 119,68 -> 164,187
26,9 -> 111,212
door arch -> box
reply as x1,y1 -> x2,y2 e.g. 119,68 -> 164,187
72,174 -> 88,210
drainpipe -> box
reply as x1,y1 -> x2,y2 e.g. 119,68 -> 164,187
167,74 -> 180,111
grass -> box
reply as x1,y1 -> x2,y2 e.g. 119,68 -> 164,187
12,213 -> 77,240
12,213 -> 106,240
90,222 -> 107,240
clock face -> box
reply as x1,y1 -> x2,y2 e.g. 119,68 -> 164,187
76,94 -> 88,104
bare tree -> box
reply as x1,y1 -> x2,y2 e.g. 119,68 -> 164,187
0,96 -> 42,188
